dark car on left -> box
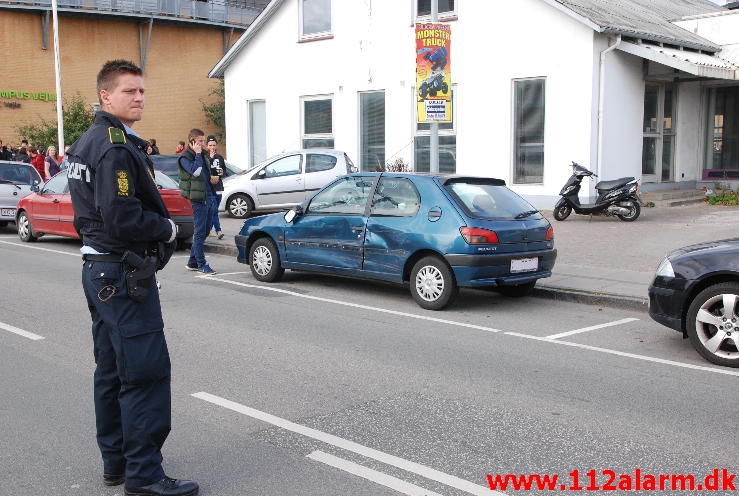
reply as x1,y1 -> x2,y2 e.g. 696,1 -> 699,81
649,240 -> 739,367
0,160 -> 42,227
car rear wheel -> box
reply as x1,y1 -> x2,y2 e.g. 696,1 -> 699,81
686,282 -> 739,368
17,211 -> 38,242
498,281 -> 536,297
410,256 -> 458,310
249,237 -> 284,283
227,193 -> 253,219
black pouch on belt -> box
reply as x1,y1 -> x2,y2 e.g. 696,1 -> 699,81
122,250 -> 158,303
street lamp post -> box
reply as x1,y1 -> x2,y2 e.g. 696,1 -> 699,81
51,0 -> 65,155
429,0 -> 439,174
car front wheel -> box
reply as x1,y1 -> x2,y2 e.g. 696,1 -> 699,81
227,193 -> 253,219
686,282 -> 739,368
410,256 -> 458,310
17,211 -> 38,242
249,237 -> 284,283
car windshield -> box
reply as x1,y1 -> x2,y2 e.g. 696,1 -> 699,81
445,181 -> 541,220
154,170 -> 178,189
0,162 -> 40,185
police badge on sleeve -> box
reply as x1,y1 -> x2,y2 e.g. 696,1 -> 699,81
116,170 -> 130,196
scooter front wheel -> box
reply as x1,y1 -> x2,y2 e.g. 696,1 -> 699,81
553,204 -> 572,221
617,201 -> 640,222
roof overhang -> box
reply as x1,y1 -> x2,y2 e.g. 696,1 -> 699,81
617,41 -> 738,80
209,0 -> 285,78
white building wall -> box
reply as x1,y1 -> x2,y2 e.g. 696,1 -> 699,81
599,49 -> 644,184
223,0 -> 606,207
675,82 -> 704,183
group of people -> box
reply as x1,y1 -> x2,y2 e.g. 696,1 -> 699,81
178,130 -> 224,275
0,139 -> 65,181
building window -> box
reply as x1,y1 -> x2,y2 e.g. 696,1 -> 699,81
302,96 -> 333,149
415,0 -> 456,20
414,87 -> 456,173
704,86 -> 739,180
513,78 -> 545,184
359,91 -> 385,172
300,0 -> 331,39
642,83 -> 676,182
248,100 -> 266,167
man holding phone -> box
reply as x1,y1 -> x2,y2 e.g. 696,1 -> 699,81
178,129 -> 219,274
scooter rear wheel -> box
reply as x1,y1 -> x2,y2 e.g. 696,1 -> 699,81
553,204 -> 572,221
617,201 -> 640,222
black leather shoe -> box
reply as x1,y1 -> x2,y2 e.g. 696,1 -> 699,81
103,473 -> 124,486
124,476 -> 199,496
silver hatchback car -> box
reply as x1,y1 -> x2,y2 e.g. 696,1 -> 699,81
220,150 -> 358,218
0,161 -> 42,227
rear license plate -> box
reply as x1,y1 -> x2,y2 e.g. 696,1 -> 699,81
511,257 -> 538,273
0,208 -> 15,217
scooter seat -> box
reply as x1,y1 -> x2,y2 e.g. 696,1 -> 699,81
595,177 -> 635,191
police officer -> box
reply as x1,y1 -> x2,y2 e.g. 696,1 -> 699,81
67,60 -> 198,496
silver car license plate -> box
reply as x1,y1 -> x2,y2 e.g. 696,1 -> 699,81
1,208 -> 15,217
511,257 -> 538,273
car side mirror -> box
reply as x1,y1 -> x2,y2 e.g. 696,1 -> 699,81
257,169 -> 267,179
284,205 -> 303,223
31,184 -> 40,192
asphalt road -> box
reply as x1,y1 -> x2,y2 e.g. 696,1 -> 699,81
0,229 -> 737,496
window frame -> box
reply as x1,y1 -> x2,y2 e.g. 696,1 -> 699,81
413,0 -> 458,22
511,77 -> 546,186
299,0 -> 333,42
300,94 -> 334,149
358,90 -> 386,172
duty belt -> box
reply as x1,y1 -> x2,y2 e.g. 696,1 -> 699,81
82,253 -> 124,262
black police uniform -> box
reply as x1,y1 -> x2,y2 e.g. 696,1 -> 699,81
67,111 -> 175,488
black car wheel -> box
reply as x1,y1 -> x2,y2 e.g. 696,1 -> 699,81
498,281 -> 536,297
227,193 -> 253,219
686,282 -> 739,368
617,201 -> 640,222
553,204 -> 571,221
249,237 -> 284,283
410,256 -> 458,310
17,211 -> 38,242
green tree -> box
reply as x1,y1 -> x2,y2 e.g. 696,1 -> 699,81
201,79 -> 225,142
15,92 -> 94,149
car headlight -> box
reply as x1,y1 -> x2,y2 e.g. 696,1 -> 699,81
655,258 -> 675,278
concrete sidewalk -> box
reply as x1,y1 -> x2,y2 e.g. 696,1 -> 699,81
202,203 -> 739,311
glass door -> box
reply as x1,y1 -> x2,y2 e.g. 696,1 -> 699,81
642,83 -> 676,183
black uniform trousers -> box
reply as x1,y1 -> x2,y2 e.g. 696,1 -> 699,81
81,259 -> 171,487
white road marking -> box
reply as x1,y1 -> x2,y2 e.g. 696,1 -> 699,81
545,318 -> 639,340
307,450 -> 444,496
506,332 -> 739,377
0,321 -> 45,341
205,271 -> 249,277
196,276 -> 505,334
192,392 -> 499,496
0,239 -> 79,257
202,276 -> 739,377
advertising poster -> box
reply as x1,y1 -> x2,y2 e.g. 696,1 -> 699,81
416,23 -> 452,123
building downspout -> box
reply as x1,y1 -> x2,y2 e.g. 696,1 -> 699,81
596,34 -> 621,181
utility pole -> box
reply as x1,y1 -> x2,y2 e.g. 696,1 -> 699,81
429,0 -> 439,174
51,0 -> 64,154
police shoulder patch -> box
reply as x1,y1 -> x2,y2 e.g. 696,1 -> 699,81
116,169 -> 130,196
108,127 -> 127,144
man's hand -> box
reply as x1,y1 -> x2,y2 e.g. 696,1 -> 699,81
191,141 -> 202,154
210,176 -> 219,184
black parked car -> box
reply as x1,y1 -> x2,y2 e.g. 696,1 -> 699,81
150,154 -> 242,183
649,239 -> 739,367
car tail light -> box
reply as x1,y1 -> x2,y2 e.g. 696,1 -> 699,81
545,225 -> 554,240
460,227 -> 499,244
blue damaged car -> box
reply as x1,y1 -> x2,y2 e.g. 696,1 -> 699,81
235,174 -> 556,310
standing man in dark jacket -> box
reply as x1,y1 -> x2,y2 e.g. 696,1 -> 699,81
206,135 -> 225,239
179,129 -> 218,274
67,59 -> 198,496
